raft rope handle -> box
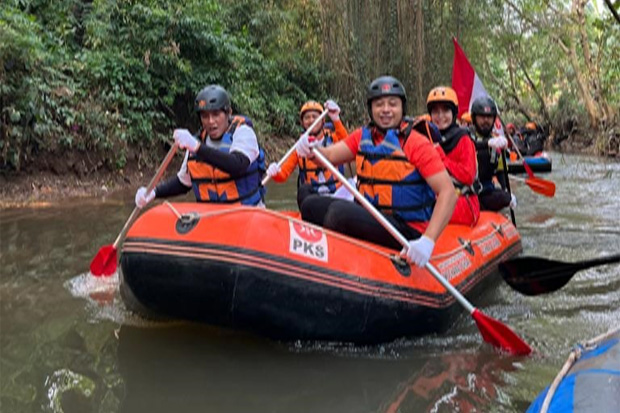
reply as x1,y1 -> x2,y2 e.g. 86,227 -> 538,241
162,202 -> 400,259
540,324 -> 620,413
162,202 -> 509,266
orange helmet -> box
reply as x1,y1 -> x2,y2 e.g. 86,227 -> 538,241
460,112 -> 472,124
426,87 -> 459,116
299,101 -> 324,121
417,113 -> 431,122
525,121 -> 537,131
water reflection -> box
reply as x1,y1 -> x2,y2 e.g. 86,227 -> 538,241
116,324 -> 527,413
1,152 -> 619,412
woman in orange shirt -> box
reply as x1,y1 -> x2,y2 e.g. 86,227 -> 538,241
266,100 -> 349,208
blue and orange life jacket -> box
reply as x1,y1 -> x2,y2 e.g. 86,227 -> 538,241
356,118 -> 436,222
187,115 -> 266,205
297,123 -> 345,193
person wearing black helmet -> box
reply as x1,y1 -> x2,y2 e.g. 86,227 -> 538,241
295,76 -> 457,268
134,84 -> 266,207
470,95 -> 516,212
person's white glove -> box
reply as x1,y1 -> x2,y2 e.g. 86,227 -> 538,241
295,134 -> 320,158
267,162 -> 281,178
400,235 -> 435,268
135,186 -> 156,208
488,136 -> 508,150
174,129 -> 200,152
509,193 -> 517,209
324,99 -> 340,121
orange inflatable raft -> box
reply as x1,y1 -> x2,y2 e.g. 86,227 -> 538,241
120,203 -> 521,343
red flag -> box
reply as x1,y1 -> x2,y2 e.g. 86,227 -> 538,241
451,38 -> 504,136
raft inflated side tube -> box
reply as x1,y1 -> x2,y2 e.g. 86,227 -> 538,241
528,326 -> 620,413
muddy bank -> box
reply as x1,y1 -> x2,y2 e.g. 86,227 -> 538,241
0,136 -> 295,208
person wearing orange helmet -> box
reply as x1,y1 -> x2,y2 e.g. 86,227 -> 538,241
522,121 -> 545,156
265,99 -> 350,208
426,86 -> 480,227
506,122 -> 527,155
294,76 -> 457,268
460,111 -> 472,127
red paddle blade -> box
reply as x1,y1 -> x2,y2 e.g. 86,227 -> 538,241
526,177 -> 556,197
472,309 -> 532,355
89,245 -> 118,277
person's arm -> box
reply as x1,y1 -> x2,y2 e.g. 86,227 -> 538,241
405,133 -> 457,242
155,176 -> 192,197
313,128 -> 360,164
422,170 -> 457,242
272,151 -> 299,182
155,152 -> 192,198
194,146 -> 250,175
331,119 -> 349,142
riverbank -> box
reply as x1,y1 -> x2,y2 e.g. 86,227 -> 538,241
0,135 -> 296,208
1,135 -> 616,208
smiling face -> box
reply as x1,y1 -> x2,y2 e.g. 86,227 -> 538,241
199,109 -> 231,140
370,96 -> 403,129
430,103 -> 454,131
301,110 -> 324,136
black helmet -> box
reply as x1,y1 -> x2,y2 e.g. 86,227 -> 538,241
470,96 -> 498,118
366,76 -> 407,117
195,85 -> 231,113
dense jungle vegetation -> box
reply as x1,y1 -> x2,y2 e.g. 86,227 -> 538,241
1,0 -> 619,173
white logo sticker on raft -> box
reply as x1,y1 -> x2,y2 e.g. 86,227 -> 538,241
437,251 -> 472,281
289,221 -> 328,262
478,234 -> 501,257
502,223 -> 519,240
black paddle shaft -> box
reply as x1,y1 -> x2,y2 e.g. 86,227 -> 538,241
499,253 -> 620,296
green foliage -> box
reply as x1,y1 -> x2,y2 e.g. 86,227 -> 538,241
1,0 -> 325,171
2,0 -> 619,171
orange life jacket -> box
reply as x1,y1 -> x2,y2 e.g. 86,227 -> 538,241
297,123 -> 345,193
356,118 -> 436,222
187,115 -> 266,205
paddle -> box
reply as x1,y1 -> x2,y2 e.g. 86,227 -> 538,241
501,150 -> 517,227
90,142 -> 179,276
311,148 -> 532,355
503,132 -> 556,197
261,109 -> 329,186
499,254 -> 620,296
509,174 -> 556,197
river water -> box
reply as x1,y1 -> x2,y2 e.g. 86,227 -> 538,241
1,152 -> 619,412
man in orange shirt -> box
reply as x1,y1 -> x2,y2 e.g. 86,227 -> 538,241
266,100 -> 349,208
295,76 -> 457,267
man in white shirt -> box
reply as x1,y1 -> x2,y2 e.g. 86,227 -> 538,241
135,85 -> 266,207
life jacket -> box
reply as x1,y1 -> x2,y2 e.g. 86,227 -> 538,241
471,130 -> 503,193
435,124 -> 477,196
297,123 -> 345,193
187,115 -> 266,205
356,118 -> 436,222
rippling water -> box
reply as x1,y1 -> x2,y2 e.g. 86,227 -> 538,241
1,152 -> 618,412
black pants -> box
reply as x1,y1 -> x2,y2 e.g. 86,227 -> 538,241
296,184 -> 316,210
299,194 -> 422,251
479,189 -> 511,212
